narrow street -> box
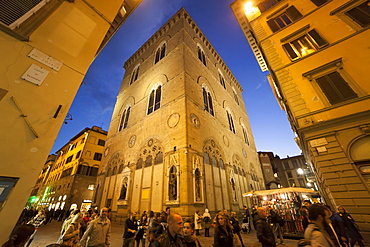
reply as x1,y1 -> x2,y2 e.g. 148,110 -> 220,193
29,220 -> 299,247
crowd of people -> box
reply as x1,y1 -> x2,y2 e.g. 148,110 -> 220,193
2,203 -> 366,247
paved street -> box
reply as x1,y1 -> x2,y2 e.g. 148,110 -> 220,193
29,220 -> 299,247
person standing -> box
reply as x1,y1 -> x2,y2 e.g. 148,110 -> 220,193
151,213 -> 186,247
202,209 -> 211,237
79,207 -> 111,247
338,206 -> 364,247
26,209 -> 46,247
194,211 -> 202,236
267,207 -> 284,245
242,205 -> 251,233
213,213 -> 233,247
303,204 -> 335,247
256,207 -> 276,247
251,205 -> 258,231
123,212 -> 138,247
2,224 -> 35,247
182,219 -> 202,247
62,213 -> 82,247
230,212 -> 245,247
136,213 -> 148,247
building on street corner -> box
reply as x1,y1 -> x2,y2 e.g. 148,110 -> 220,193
94,8 -> 265,219
231,0 -> 370,240
0,0 -> 142,242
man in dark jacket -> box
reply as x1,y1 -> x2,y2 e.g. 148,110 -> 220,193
151,213 -> 186,247
123,212 -> 138,247
256,207 -> 276,247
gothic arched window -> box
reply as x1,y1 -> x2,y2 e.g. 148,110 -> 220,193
145,155 -> 152,167
218,71 -> 226,89
227,110 -> 236,133
129,64 -> 140,85
136,158 -> 143,169
169,166 -> 177,200
212,155 -> 218,167
242,126 -> 249,145
202,87 -> 214,116
119,107 -> 131,131
219,159 -> 225,170
147,85 -> 162,115
197,45 -> 207,66
233,88 -> 239,105
155,152 -> 163,164
154,42 -> 166,64
204,152 -> 210,165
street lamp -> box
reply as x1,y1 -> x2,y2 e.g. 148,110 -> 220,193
297,168 -> 304,175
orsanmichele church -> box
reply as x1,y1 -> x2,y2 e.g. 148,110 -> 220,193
94,8 -> 264,217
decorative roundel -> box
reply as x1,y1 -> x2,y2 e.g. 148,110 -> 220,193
168,113 -> 180,128
104,147 -> 110,157
242,149 -> 247,158
223,135 -> 229,147
148,138 -> 153,147
190,113 -> 200,128
129,135 -> 136,148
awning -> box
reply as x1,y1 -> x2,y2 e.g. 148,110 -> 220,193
243,187 -> 318,197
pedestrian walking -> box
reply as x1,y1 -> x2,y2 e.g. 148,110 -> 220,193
2,224 -> 35,247
151,213 -> 186,247
202,209 -> 211,237
338,206 -> 365,247
230,212 -> 245,247
267,206 -> 284,245
256,207 -> 276,247
136,213 -> 148,247
194,211 -> 202,236
25,209 -> 46,247
123,212 -> 138,247
214,213 -> 233,247
303,204 -> 335,247
183,219 -> 202,247
242,205 -> 251,233
61,213 -> 82,247
79,207 -> 111,247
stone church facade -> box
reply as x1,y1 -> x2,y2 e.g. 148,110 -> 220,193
95,8 -> 264,218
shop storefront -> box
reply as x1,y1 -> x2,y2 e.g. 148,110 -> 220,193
243,187 -> 320,238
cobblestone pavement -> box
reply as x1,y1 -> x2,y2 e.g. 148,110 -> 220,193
29,221 -> 299,247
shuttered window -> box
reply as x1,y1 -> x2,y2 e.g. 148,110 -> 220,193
310,0 -> 329,7
257,0 -> 282,13
267,6 -> 302,32
283,29 -> 328,60
0,0 -> 44,28
346,1 -> 370,27
316,71 -> 357,104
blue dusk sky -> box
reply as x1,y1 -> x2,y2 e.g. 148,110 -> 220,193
51,0 -> 301,158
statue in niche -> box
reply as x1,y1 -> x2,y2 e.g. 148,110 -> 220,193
231,178 -> 237,201
119,177 -> 128,200
169,166 -> 177,200
195,169 -> 201,201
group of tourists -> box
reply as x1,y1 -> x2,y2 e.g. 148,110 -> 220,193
2,203 -> 366,247
298,201 -> 365,247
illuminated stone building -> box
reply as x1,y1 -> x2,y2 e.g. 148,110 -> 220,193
33,126 -> 107,211
29,154 -> 57,207
95,8 -> 264,218
0,0 -> 141,240
231,0 -> 370,237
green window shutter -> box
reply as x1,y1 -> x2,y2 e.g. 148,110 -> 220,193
286,6 -> 303,21
267,19 -> 280,32
283,43 -> 298,60
308,29 -> 328,48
